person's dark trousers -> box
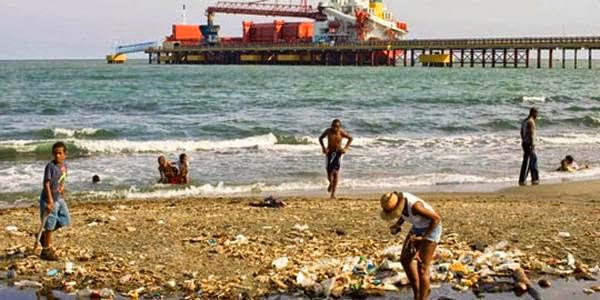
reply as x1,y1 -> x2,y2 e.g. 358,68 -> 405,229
519,142 -> 539,184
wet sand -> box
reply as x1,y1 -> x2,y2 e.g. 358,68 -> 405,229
1,180 -> 599,298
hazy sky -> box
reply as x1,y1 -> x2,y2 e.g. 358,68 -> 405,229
1,0 -> 599,59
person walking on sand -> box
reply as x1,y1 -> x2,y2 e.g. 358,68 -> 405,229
381,192 -> 442,300
519,107 -> 539,186
39,141 -> 71,261
319,119 -> 353,199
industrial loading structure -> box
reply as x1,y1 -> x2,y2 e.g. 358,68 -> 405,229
147,0 -> 409,65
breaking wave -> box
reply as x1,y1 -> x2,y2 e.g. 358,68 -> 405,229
2,131 -> 600,161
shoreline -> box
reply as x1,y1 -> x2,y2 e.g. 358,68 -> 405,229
2,175 -> 600,210
1,180 -> 598,298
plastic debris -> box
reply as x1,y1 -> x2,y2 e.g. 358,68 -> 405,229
249,196 -> 287,208
119,274 -> 132,284
65,262 -> 75,275
566,252 -> 576,269
99,288 -> 115,298
224,234 -> 248,246
14,280 -> 43,289
449,262 -> 469,276
0,270 -> 16,279
272,257 -> 289,270
583,288 -> 595,295
293,224 -> 309,232
380,258 -> 403,271
4,225 -> 18,232
558,231 -> 571,238
47,269 -> 59,276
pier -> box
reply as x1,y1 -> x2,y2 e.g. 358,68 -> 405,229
146,36 -> 600,68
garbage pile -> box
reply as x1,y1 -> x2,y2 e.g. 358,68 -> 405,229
276,233 -> 600,298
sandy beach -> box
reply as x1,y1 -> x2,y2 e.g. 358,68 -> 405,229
1,180 -> 599,298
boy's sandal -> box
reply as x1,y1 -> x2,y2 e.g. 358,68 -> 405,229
40,248 -> 60,261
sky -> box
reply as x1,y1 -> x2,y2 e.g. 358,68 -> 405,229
1,0 -> 599,59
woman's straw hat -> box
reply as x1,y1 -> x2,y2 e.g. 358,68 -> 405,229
380,192 -> 405,221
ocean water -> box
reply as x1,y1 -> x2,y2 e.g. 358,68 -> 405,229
1,60 -> 599,205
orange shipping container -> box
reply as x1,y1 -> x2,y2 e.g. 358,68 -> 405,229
172,25 -> 202,41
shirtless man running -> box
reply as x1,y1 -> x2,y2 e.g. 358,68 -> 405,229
319,119 -> 353,199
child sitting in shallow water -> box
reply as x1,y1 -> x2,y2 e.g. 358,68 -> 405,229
157,155 -> 179,184
557,155 -> 589,172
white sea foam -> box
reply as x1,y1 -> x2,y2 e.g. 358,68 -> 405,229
522,96 -> 546,103
539,133 -> 600,145
2,132 -> 599,156
52,128 -> 101,137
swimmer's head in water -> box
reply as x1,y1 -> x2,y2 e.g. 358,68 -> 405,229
158,155 -> 166,166
566,155 -> 574,164
180,153 -> 187,162
92,175 -> 100,183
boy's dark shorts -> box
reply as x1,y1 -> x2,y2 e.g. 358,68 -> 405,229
326,151 -> 342,173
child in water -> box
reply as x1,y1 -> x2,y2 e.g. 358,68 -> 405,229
177,153 -> 189,184
157,155 -> 179,184
557,155 -> 589,172
381,191 -> 442,300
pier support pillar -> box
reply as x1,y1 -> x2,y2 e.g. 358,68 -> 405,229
410,50 -> 415,67
514,49 -> 518,68
525,49 -> 530,68
403,50 -> 408,67
549,48 -> 553,68
491,49 -> 496,68
589,48 -> 593,69
537,48 -> 541,68
371,51 -> 375,66
340,52 -> 344,66
470,49 -> 474,67
562,48 -> 566,68
482,49 -> 487,68
574,49 -> 578,69
503,49 -> 507,67
449,49 -> 454,67
460,49 -> 465,67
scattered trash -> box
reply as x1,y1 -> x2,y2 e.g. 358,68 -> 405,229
272,257 -> 289,270
87,221 -> 98,227
558,231 -> 571,238
99,288 -> 115,298
4,225 -> 18,232
293,224 -> 309,232
224,234 -> 248,246
119,274 -> 132,284
538,279 -> 551,288
380,258 -> 403,271
157,219 -> 165,225
47,269 -> 59,277
250,195 -> 288,208
14,280 -> 43,290
126,226 -> 137,232
583,288 -> 595,295
0,269 -> 16,279
65,262 -> 75,275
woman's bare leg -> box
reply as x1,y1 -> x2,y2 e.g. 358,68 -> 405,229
400,233 -> 420,299
416,240 -> 437,300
